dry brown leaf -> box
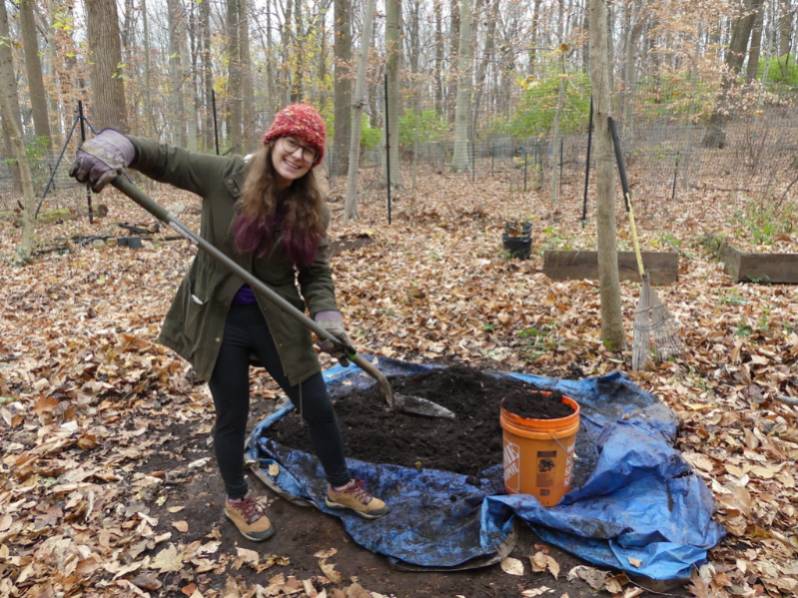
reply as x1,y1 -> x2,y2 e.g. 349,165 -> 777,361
181,582 -> 197,596
173,520 -> 189,533
319,560 -> 343,584
500,556 -> 524,576
152,544 -> 183,572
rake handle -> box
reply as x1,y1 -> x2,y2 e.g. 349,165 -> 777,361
608,117 -> 645,279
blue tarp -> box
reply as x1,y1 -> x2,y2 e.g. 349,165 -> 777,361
246,357 -> 725,581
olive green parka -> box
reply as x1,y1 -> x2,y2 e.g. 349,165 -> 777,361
129,137 -> 338,386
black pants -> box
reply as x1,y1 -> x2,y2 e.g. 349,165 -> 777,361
208,304 -> 351,498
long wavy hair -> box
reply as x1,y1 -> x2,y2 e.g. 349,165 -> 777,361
231,142 -> 325,266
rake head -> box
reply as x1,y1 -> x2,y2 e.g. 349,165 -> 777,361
632,276 -> 682,371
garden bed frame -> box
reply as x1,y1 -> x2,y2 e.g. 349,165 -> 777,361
720,243 -> 798,283
543,250 -> 679,286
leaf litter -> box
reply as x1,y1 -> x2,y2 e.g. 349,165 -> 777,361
1,168 -> 797,596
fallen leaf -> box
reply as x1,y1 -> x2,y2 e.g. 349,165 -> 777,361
627,557 -> 642,568
268,462 -> 280,476
530,551 -> 560,579
181,582 -> 197,596
173,520 -> 189,533
130,573 -> 162,591
152,544 -> 183,572
319,560 -> 342,584
313,547 -> 337,559
567,565 -> 608,590
168,505 -> 185,513
500,556 -> 524,576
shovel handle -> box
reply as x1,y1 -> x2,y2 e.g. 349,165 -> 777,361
111,175 -> 395,406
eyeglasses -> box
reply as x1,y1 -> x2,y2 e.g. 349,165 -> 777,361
281,137 -> 317,163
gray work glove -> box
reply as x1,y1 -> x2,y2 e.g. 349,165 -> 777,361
314,310 -> 353,366
70,128 -> 135,192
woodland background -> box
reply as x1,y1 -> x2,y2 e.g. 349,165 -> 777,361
1,0 -> 798,597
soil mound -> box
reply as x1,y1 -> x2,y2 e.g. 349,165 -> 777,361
267,366 -> 572,477
501,390 -> 573,419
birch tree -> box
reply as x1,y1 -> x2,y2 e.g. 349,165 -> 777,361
344,0 -> 376,221
589,0 -> 624,351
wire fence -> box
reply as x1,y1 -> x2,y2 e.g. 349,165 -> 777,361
2,109 -> 797,214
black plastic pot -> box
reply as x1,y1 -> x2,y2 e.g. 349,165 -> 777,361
502,221 -> 532,259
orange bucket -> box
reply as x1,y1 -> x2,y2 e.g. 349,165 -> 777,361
500,393 -> 580,507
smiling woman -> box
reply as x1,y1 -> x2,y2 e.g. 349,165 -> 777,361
68,102 -> 389,543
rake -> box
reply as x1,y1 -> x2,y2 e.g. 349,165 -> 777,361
608,117 -> 682,370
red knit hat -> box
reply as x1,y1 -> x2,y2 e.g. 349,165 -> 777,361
262,103 -> 326,166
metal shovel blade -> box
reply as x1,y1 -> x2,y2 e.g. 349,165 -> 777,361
394,393 -> 456,419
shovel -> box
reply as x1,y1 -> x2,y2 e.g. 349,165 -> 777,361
110,175 -> 455,419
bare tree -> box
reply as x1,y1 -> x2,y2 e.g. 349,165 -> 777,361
227,0 -> 243,151
20,0 -> 52,148
0,72 -> 35,263
385,0 -> 401,186
0,0 -> 23,191
589,0 -> 624,351
332,0 -> 352,175
344,0 -> 377,221
451,0 -> 473,172
85,0 -> 129,130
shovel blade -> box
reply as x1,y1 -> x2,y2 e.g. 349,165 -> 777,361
394,393 -> 456,419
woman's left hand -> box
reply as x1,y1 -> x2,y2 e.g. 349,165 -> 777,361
314,311 -> 353,366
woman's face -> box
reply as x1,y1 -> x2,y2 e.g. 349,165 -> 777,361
271,136 -> 316,187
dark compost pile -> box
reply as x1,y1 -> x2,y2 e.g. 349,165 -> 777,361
502,389 -> 573,419
267,366 -> 592,481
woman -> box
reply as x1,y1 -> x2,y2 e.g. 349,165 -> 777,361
70,104 -> 389,542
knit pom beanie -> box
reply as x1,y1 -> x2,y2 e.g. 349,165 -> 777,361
262,103 -> 326,166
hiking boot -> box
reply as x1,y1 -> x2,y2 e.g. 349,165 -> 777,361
325,479 -> 389,519
224,494 -> 275,541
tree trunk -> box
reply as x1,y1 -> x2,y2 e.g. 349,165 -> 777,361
385,0 -> 401,187
332,0 -> 352,175
0,0 -> 23,192
344,0 -> 376,221
142,0 -> 155,137
20,0 -> 52,148
447,0 -> 460,123
451,0 -> 473,172
434,0 -> 444,116
85,0 -> 128,131
199,0 -> 212,149
589,0 -> 624,352
529,0 -> 542,76
746,1 -> 764,82
227,0 -> 242,152
621,1 -> 646,136
780,0 -> 793,57
167,0 -> 187,146
473,0 -> 497,133
0,82 -> 36,263
549,0 -> 566,208
240,0 -> 255,149
291,0 -> 304,101
702,0 -> 763,148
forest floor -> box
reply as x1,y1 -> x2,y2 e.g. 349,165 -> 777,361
1,162 -> 797,597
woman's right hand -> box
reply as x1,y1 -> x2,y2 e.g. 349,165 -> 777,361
70,129 -> 135,192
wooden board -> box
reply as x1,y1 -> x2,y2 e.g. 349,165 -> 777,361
720,244 -> 798,283
543,251 -> 679,286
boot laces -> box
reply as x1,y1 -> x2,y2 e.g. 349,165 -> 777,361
230,496 -> 264,524
344,479 -> 372,505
